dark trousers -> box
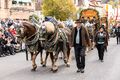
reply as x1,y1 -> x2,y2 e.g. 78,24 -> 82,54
74,45 -> 86,69
116,36 -> 120,44
0,45 -> 3,56
6,46 -> 14,55
3,45 -> 14,55
96,44 -> 105,60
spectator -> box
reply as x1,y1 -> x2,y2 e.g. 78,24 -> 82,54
115,24 -> 120,44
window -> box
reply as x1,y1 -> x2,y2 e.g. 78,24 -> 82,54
12,0 -> 17,5
24,2 -> 27,6
29,2 -> 31,6
4,0 -> 8,9
19,1 -> 23,5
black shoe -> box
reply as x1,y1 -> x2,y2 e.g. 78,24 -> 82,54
2,54 -> 6,57
80,69 -> 84,73
76,69 -> 81,73
101,60 -> 104,62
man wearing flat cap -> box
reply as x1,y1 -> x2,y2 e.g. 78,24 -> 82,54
71,19 -> 90,73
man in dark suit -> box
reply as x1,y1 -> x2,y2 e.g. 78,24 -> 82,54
71,19 -> 90,73
115,25 -> 120,44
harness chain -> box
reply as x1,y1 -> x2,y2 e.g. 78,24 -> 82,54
45,27 -> 68,52
25,24 -> 40,46
45,26 -> 58,52
25,23 -> 40,53
56,28 -> 68,51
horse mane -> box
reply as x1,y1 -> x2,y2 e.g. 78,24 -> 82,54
22,21 -> 36,32
22,21 -> 34,28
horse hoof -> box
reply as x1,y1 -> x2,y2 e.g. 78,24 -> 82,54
51,68 -> 53,71
59,57 -> 63,59
65,62 -> 70,67
42,64 -> 46,67
31,65 -> 37,71
64,61 -> 68,64
52,69 -> 58,73
31,68 -> 36,71
52,65 -> 58,73
41,62 -> 44,65
66,64 -> 70,67
50,68 -> 53,71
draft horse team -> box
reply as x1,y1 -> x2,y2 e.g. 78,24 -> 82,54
15,9 -> 107,73
16,19 -> 71,72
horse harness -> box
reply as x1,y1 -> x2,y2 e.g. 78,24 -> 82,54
44,26 -> 68,52
25,22 -> 68,53
25,23 -> 40,53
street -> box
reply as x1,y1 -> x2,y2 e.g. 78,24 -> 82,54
0,37 -> 120,80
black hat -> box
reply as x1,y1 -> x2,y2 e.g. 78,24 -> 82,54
99,26 -> 105,30
75,19 -> 82,23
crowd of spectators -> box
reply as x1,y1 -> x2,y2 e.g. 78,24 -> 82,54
0,18 -> 21,57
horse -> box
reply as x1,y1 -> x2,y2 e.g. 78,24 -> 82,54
85,21 -> 95,51
15,21 -> 46,71
39,21 -> 71,72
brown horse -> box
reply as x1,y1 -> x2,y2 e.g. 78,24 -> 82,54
39,21 -> 71,72
15,21 -> 48,71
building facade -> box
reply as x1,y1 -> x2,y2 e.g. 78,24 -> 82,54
0,0 -> 34,20
0,0 -> 11,19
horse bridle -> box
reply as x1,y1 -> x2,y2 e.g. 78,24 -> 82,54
15,23 -> 25,39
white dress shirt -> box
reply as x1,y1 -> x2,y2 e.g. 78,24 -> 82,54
76,28 -> 80,44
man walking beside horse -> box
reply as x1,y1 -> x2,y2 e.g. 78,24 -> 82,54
71,19 -> 90,73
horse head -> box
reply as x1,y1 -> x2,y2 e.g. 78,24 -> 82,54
15,21 -> 36,41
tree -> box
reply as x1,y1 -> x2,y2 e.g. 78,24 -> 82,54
42,0 -> 76,21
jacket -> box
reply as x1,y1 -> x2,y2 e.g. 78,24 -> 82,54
94,31 -> 108,46
71,26 -> 90,47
